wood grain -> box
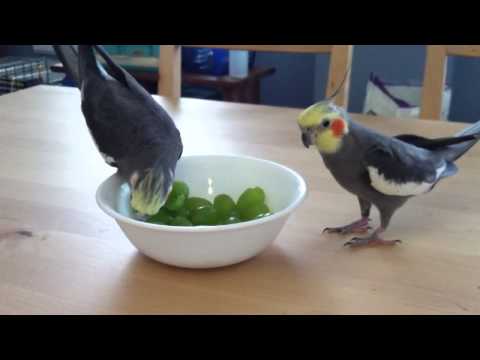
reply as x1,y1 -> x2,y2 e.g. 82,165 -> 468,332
326,45 -> 353,108
446,45 -> 480,58
158,45 -> 182,100
1,85 -> 480,314
420,45 -> 448,120
421,45 -> 480,120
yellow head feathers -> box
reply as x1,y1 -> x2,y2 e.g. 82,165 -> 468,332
298,102 -> 334,128
297,101 -> 349,154
130,169 -> 169,216
314,130 -> 342,154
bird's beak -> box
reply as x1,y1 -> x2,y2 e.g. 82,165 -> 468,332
301,131 -> 312,148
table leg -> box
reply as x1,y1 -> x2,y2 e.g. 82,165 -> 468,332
221,87 -> 235,102
253,79 -> 261,104
244,78 -> 261,104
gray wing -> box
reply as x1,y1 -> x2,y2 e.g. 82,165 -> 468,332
364,139 -> 455,196
80,45 -> 180,166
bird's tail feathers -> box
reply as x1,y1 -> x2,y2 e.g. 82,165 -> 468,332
52,45 -> 81,88
455,119 -> 480,137
444,119 -> 480,162
78,45 -> 105,83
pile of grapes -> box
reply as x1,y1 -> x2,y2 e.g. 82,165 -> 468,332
147,181 -> 272,226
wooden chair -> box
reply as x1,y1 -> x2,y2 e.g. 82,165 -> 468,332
158,45 -> 353,108
421,45 -> 480,120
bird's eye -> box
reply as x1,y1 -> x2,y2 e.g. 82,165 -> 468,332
322,119 -> 330,128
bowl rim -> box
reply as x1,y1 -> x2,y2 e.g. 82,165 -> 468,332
96,154 -> 308,233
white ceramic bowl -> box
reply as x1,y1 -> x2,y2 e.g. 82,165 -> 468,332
96,155 -> 307,269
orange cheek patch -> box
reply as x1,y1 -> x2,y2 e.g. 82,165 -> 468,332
331,118 -> 345,137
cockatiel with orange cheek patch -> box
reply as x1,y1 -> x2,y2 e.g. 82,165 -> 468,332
297,99 -> 480,247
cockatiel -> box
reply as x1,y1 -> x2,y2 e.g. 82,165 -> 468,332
53,45 -> 183,217
298,100 -> 480,247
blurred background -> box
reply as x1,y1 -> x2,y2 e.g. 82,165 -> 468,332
1,45 -> 479,123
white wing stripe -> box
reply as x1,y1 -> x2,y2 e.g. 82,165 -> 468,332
367,165 -> 445,197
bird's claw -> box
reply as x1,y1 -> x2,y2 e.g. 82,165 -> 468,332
344,237 -> 402,247
322,227 -> 339,234
323,227 -> 371,235
322,218 -> 371,235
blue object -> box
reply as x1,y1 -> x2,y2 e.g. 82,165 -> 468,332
101,46 -> 255,77
182,48 -> 230,76
211,49 -> 230,76
61,76 -> 77,87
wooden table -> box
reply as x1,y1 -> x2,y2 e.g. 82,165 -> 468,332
1,85 -> 480,315
51,55 -> 276,103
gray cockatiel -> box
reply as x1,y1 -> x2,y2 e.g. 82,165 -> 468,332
297,100 -> 480,247
53,45 -> 183,217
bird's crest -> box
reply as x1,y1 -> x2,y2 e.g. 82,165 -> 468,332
298,66 -> 351,128
326,65 -> 351,103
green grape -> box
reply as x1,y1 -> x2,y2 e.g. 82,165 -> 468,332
165,193 -> 187,212
191,206 -> 219,226
239,203 -> 271,222
223,216 -> 241,225
229,209 -> 240,219
214,194 -> 236,220
165,181 -> 190,211
172,181 -> 190,197
173,207 -> 191,219
185,197 -> 213,212
236,187 -> 266,213
147,208 -> 173,225
170,216 -> 193,226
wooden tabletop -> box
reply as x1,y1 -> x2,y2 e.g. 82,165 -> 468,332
1,85 -> 480,315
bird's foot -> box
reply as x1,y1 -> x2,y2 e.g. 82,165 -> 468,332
323,217 -> 371,235
344,228 -> 401,248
